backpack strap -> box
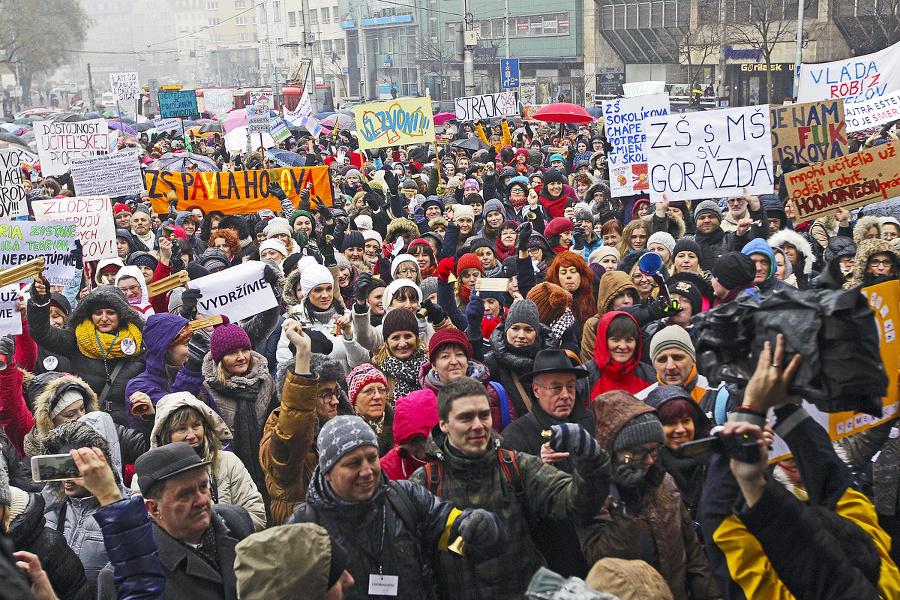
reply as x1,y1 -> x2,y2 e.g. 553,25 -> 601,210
424,460 -> 443,497
488,381 -> 512,430
497,447 -> 533,527
385,481 -> 420,534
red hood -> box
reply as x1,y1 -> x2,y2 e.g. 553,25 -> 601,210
393,389 -> 439,445
593,310 -> 643,379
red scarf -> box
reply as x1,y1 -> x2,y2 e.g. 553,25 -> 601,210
495,238 -> 515,261
460,283 -> 473,304
421,265 -> 436,279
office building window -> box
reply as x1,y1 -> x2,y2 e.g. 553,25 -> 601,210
322,7 -> 330,22
236,15 -> 247,24
237,32 -> 249,41
208,17 -> 219,25
273,1 -> 281,20
206,1 -> 218,8
234,0 -> 245,7
310,8 -> 317,22
288,10 -> 296,26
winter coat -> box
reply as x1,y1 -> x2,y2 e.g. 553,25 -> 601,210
740,237 -> 793,298
23,374 -> 99,462
93,497 -> 166,600
580,272 -> 640,363
43,491 -> 110,591
350,303 -> 445,355
289,469 -> 478,600
124,313 -> 205,426
582,391 -> 718,600
137,392 -> 266,531
381,389 -> 438,481
686,207 -> 766,271
648,211 -> 687,240
845,238 -> 900,289
260,370 -> 319,526
811,235 -> 857,290
419,358 -> 518,433
834,417 -> 900,516
98,505 -> 254,600
483,326 -> 545,419
408,427 -> 611,600
0,362 -> 35,456
7,490 -> 91,600
768,229 -> 816,289
276,268 -> 370,372
201,351 -> 275,431
27,287 -> 147,427
703,404 -> 900,600
580,312 -> 655,402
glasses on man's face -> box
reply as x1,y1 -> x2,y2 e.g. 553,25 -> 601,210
533,382 -> 577,396
869,258 -> 893,267
727,198 -> 746,205
317,387 -> 339,401
627,444 -> 663,462
118,284 -> 142,296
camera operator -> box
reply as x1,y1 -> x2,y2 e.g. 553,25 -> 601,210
700,335 -> 900,600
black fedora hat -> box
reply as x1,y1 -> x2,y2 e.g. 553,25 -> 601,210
520,349 -> 588,384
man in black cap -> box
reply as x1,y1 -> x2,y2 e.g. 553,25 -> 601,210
711,251 -> 758,305
126,442 -> 254,600
498,349 -> 595,578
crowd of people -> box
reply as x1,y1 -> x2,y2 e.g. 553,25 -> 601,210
1,113 -> 900,600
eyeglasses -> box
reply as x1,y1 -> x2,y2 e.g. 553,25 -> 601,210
510,189 -> 526,195
533,382 -> 577,395
317,387 -> 339,401
626,444 -> 663,462
118,284 -> 142,296
396,268 -> 418,276
869,258 -> 893,267
357,386 -> 388,399
726,198 -> 747,205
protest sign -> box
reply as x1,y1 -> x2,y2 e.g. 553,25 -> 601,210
109,72 -> 139,101
454,92 -> 518,121
70,151 -> 144,197
784,140 -> 900,221
645,105 -> 774,202
34,119 -> 111,177
158,90 -> 198,119
355,98 -> 435,150
249,91 -> 272,108
191,261 -> 278,323
622,81 -> 666,98
798,39 -> 900,105
844,88 -> 900,133
770,99 -> 848,165
603,93 -> 670,197
283,110 -> 322,137
269,117 -> 291,142
32,196 -> 117,261
522,105 -> 546,121
769,279 -> 900,462
153,117 -> 181,133
247,105 -> 269,133
293,91 -> 312,117
0,220 -> 78,287
203,89 -> 233,114
0,284 -> 21,336
145,166 -> 333,214
0,149 -> 26,219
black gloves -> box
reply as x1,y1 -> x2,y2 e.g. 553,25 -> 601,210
184,330 -> 210,373
313,196 -> 332,221
457,509 -> 501,549
572,225 -> 586,251
550,424 -> 602,461
263,264 -> 281,287
384,171 -> 399,194
647,295 -> 683,321
321,242 -> 337,268
516,222 -> 532,252
0,335 -> 14,365
179,288 -> 203,319
334,217 -> 349,236
421,298 -> 447,325
30,276 -> 51,305
465,294 -> 484,339
354,272 -> 373,304
72,239 -> 83,271
268,181 -> 288,201
614,462 -> 644,516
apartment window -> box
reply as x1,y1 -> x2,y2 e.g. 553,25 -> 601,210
335,38 -> 345,54
237,32 -> 249,41
209,33 -> 222,42
333,6 -> 339,20
206,1 -> 218,8
234,0 -> 245,7
236,15 -> 247,24
321,7 -> 329,22
323,39 -> 333,53
273,1 -> 281,20
208,17 -> 219,25
288,10 -> 296,26
309,8 -> 317,22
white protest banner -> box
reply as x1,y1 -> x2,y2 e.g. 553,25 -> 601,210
645,105 -> 774,202
294,91 -> 312,117
0,284 -> 21,336
153,117 -> 181,133
32,196 -> 117,261
203,89 -> 233,114
34,119 -> 111,177
191,261 -> 277,322
109,72 -> 140,101
249,91 -> 272,108
0,149 -> 26,219
0,220 -> 79,287
844,88 -> 900,133
454,92 -> 518,121
622,81 -> 666,98
70,151 -> 144,197
269,117 -> 291,142
247,105 -> 269,133
798,39 -> 900,105
603,93 -> 670,197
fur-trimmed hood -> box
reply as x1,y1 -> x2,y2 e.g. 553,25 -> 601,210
845,238 -> 900,288
149,391 -> 232,448
282,267 -> 302,307
768,230 -> 815,275
64,286 -> 145,332
386,217 -> 420,244
642,211 -> 686,239
31,374 -> 98,443
853,216 -> 882,245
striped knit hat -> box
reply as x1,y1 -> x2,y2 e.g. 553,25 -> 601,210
346,363 -> 387,405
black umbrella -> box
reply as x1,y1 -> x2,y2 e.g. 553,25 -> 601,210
133,122 -> 155,132
449,136 -> 491,152
0,133 -> 26,145
199,122 -> 224,134
58,113 -> 88,122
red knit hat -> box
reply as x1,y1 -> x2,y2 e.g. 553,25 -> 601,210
428,328 -> 473,363
114,203 -> 132,216
544,217 -> 574,239
455,253 -> 483,276
345,363 -> 388,405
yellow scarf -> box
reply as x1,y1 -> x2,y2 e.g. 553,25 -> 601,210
75,319 -> 143,360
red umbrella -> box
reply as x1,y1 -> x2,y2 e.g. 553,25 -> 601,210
531,102 -> 595,124
433,112 -> 457,126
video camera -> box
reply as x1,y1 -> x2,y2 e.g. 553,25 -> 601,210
675,430 -> 761,463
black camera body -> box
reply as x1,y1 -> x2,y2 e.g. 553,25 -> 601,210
675,431 -> 761,464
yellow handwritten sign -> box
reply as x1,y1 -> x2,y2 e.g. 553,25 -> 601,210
354,98 -> 435,150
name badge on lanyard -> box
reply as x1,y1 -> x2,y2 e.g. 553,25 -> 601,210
368,574 -> 399,596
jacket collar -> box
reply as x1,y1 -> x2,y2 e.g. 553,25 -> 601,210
153,511 -> 237,594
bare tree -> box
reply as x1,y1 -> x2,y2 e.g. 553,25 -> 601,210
729,0 -> 795,103
873,0 -> 900,46
413,36 -> 455,100
680,27 -> 720,93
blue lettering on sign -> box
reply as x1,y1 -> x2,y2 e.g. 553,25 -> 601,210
359,103 -> 432,144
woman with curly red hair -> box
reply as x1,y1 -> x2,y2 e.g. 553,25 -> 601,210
209,228 -> 242,261
546,250 -> 597,337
